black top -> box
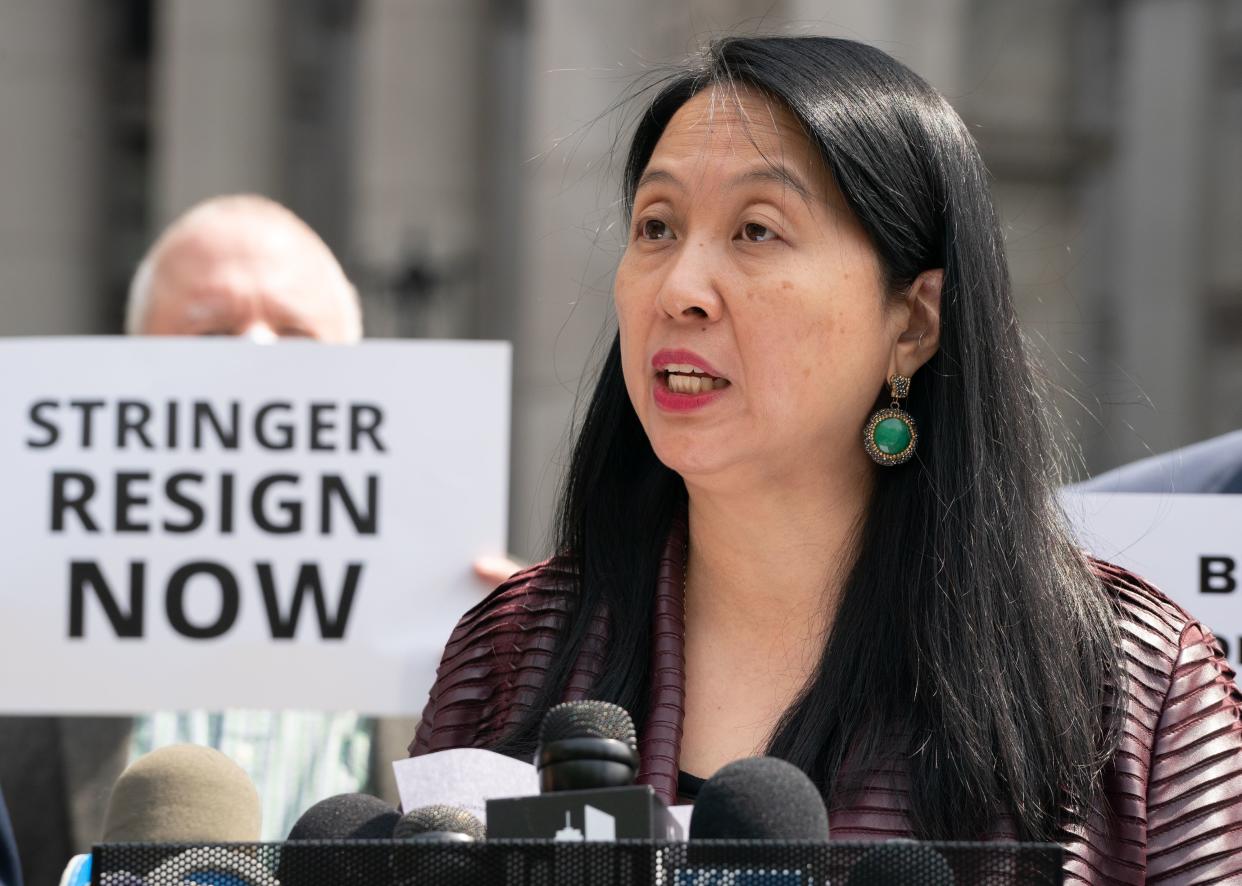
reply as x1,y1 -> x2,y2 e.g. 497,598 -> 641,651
677,770 -> 707,804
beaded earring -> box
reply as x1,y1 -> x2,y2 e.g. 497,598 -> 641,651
863,374 -> 917,466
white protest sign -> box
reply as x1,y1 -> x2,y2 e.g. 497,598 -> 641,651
0,337 -> 509,715
1063,492 -> 1242,669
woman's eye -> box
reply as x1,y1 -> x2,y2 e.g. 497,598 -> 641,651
741,222 -> 776,242
639,219 -> 672,240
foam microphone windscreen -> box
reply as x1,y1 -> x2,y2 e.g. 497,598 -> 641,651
285,792 -> 400,840
393,805 -> 486,841
101,744 -> 261,842
277,794 -> 401,886
688,756 -> 830,840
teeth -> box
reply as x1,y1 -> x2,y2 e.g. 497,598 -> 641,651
667,374 -> 726,394
660,361 -> 730,396
668,374 -> 697,394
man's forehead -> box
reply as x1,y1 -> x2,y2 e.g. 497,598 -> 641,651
159,214 -> 303,266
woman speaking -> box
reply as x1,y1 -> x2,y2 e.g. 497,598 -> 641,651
410,37 -> 1242,882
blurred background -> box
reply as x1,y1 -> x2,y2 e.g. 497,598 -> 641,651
1,0 -> 1240,561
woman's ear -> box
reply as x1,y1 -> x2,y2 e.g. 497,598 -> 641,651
889,269 -> 943,379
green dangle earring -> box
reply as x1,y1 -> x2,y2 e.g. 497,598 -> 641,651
863,374 -> 917,466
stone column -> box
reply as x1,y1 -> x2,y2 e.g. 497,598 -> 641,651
150,0 -> 286,226
1109,0 -> 1211,463
781,0 -> 967,96
346,0 -> 487,339
0,2 -> 108,334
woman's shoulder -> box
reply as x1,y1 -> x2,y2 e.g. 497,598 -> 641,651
1082,557 -> 1242,882
1087,555 -> 1199,649
446,557 -> 578,645
433,556 -> 581,685
1087,552 -> 1241,753
408,557 -> 579,756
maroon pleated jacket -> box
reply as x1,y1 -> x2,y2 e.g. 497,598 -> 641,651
410,519 -> 1242,883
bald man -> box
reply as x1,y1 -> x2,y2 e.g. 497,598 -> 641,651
126,194 -> 361,342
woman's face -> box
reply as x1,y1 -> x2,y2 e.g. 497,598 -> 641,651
615,87 -> 907,487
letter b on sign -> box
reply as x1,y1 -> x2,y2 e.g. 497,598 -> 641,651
1201,556 -> 1237,594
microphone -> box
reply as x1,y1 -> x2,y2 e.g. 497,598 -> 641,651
682,757 -> 829,885
285,792 -> 401,840
391,805 -> 490,885
846,841 -> 956,885
688,756 -> 829,839
102,743 -> 262,842
277,793 -> 401,886
57,854 -> 91,886
59,855 -> 145,886
487,701 -> 682,840
393,805 -> 486,842
536,700 -> 639,792
69,744 -> 262,884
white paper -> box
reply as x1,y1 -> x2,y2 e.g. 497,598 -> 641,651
0,337 -> 510,715
393,748 -> 539,824
668,805 -> 693,839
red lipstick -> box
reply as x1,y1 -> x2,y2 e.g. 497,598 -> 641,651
651,348 -> 730,413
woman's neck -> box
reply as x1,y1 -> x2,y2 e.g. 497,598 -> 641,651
675,462 -> 872,776
683,462 -> 871,638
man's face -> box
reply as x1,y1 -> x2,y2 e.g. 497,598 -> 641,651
139,213 -> 358,343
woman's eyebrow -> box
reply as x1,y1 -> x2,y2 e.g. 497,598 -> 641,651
635,168 -> 682,192
635,165 -> 813,201
735,165 -> 813,200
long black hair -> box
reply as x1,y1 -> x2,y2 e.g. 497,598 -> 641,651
494,36 -> 1123,843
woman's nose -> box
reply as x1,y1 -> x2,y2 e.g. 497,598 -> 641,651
654,240 -> 724,323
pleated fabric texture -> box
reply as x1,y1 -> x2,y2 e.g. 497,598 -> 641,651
410,523 -> 1242,884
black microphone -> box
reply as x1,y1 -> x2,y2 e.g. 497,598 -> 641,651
688,756 -> 829,840
393,805 -> 486,842
277,793 -> 401,886
285,792 -> 401,839
390,805 -> 490,885
846,840 -> 956,885
536,700 -> 640,792
682,757 -> 829,885
487,701 -> 681,840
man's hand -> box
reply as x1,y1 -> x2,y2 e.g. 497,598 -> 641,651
473,555 -> 525,587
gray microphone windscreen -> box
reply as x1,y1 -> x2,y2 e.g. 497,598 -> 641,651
102,744 -> 261,842
393,805 -> 486,841
285,792 -> 400,840
688,757 -> 829,840
278,793 -> 401,886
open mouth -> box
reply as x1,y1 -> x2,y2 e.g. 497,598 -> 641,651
658,363 -> 730,395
